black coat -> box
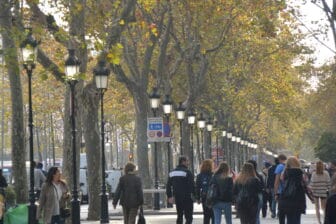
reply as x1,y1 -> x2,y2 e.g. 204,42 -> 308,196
278,168 -> 306,214
113,172 -> 144,208
213,175 -> 233,203
166,165 -> 195,200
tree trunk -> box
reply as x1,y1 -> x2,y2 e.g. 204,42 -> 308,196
132,90 -> 151,207
82,83 -> 101,220
0,0 -> 28,203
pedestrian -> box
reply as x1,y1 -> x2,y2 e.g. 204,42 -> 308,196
310,161 -> 330,224
166,156 -> 195,224
233,162 -> 262,224
267,157 -> 279,218
262,161 -> 272,218
212,162 -> 233,224
33,161 -> 46,199
278,156 -> 306,224
327,160 -> 336,178
274,154 -> 287,224
37,167 -> 70,224
324,179 -> 336,224
0,169 -> 7,189
0,169 -> 7,224
247,159 -> 266,224
195,159 -> 214,224
113,162 -> 144,224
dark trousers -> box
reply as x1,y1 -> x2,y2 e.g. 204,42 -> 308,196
238,205 -> 258,224
286,213 -> 301,224
278,210 -> 286,224
175,198 -> 193,224
262,190 -> 271,217
51,215 -> 64,224
201,200 -> 214,224
122,207 -> 139,224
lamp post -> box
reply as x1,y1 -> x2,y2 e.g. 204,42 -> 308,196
94,60 -> 110,223
222,131 -> 226,162
236,136 -> 241,171
231,135 -> 236,172
176,102 -> 185,155
65,49 -> 81,224
21,28 -> 39,224
162,95 -> 173,172
197,113 -> 206,161
187,109 -> 196,174
149,87 -> 161,210
0,34 -> 4,169
226,132 -> 232,168
206,119 -> 213,162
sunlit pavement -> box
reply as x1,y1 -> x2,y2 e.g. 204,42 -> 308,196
81,199 -> 320,224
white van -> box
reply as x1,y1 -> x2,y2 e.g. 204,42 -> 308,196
105,169 -> 122,197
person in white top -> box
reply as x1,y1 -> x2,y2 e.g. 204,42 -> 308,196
33,161 -> 46,199
310,161 -> 330,224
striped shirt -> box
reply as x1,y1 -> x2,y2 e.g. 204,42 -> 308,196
310,171 -> 330,198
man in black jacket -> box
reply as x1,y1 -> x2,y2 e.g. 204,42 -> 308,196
166,156 -> 195,224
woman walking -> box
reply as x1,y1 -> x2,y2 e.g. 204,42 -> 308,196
113,162 -> 144,224
233,163 -> 262,224
195,159 -> 214,224
278,156 -> 306,224
310,161 -> 330,224
212,162 -> 233,224
37,167 -> 70,224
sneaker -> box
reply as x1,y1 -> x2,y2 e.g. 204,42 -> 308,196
271,214 -> 276,218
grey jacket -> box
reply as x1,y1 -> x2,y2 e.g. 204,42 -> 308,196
37,181 -> 69,223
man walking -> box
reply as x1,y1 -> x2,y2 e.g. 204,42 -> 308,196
267,157 -> 279,218
166,156 -> 195,224
274,154 -> 287,224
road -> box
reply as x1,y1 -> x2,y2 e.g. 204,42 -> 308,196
80,199 -> 320,224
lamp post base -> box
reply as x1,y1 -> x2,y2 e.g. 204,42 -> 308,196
100,193 -> 109,223
154,192 -> 160,210
28,203 -> 37,224
71,198 -> 81,224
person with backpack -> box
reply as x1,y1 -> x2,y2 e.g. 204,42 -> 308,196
212,162 -> 233,224
278,157 -> 306,224
233,162 -> 262,224
195,159 -> 214,224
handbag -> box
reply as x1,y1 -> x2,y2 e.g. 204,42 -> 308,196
137,206 -> 146,224
60,207 -> 71,219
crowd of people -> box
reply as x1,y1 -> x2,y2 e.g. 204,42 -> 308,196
164,155 -> 336,224
0,155 -> 336,224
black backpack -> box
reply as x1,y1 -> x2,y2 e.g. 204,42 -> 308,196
200,173 -> 212,198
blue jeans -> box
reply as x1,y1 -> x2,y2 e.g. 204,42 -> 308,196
212,202 -> 232,224
270,189 -> 277,217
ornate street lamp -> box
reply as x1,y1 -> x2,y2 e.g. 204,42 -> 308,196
0,34 -> 4,169
93,60 -> 110,223
226,132 -> 232,168
65,49 -> 81,224
162,95 -> 173,172
197,113 -> 206,160
206,118 -> 213,160
222,130 -> 227,162
236,136 -> 241,170
149,87 -> 160,210
187,109 -> 196,174
176,102 -> 185,155
20,28 -> 39,224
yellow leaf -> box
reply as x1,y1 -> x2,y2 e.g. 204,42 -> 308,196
119,19 -> 125,25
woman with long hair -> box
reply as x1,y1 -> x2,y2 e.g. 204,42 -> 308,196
278,157 -> 306,224
113,162 -> 144,224
310,161 -> 330,224
233,163 -> 262,224
37,167 -> 70,224
195,159 -> 214,224
212,162 -> 233,224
